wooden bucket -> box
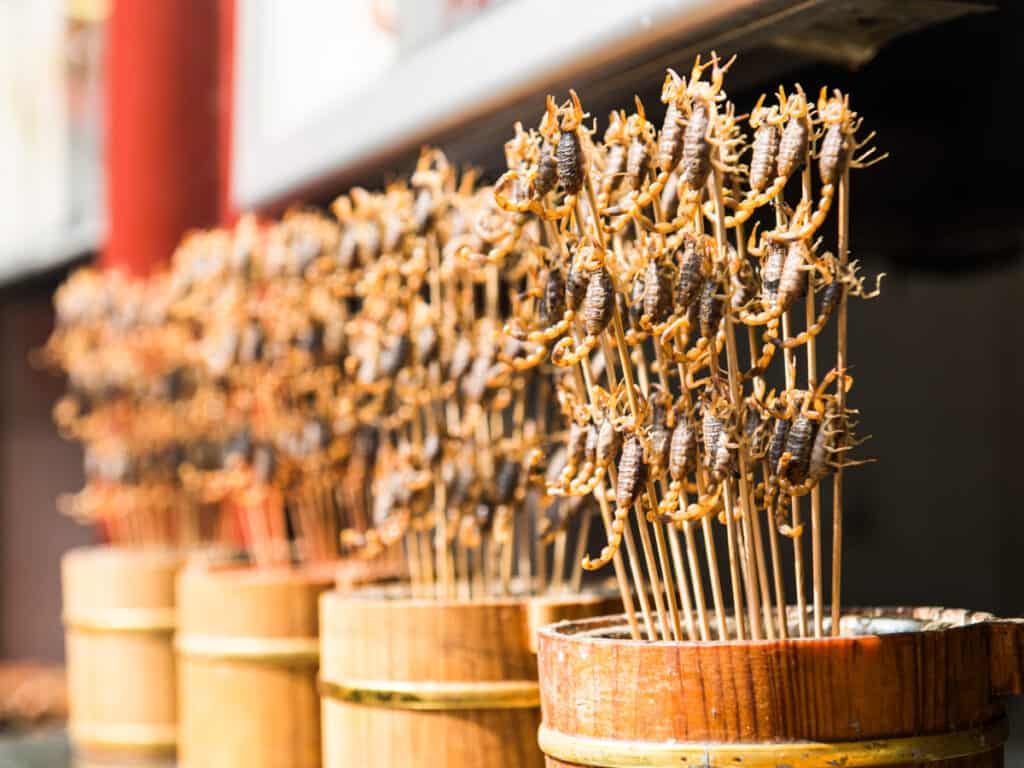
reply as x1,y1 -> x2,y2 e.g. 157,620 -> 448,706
319,588 -> 622,768
538,607 -> 1024,768
62,546 -> 181,760
175,563 -> 334,768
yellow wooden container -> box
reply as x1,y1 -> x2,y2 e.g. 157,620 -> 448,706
319,587 -> 621,768
62,546 -> 181,759
175,563 -> 333,768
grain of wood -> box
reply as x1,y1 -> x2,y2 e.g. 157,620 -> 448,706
538,607 -> 1023,768
62,547 -> 181,761
320,589 -> 620,768
176,563 -> 333,768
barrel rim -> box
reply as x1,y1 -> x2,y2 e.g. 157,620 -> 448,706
62,545 -> 182,569
178,560 -> 337,588
538,606 -> 999,647
323,583 -> 617,610
537,716 -> 1008,768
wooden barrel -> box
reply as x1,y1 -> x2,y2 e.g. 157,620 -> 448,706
175,563 -> 333,768
62,546 -> 181,760
319,588 -> 622,768
538,607 -> 1024,768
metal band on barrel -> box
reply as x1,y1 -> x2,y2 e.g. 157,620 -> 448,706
63,608 -> 176,634
319,678 -> 540,710
69,722 -> 177,752
175,633 -> 320,664
538,717 -> 1008,768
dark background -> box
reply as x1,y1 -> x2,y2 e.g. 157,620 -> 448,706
1,3 -> 1020,748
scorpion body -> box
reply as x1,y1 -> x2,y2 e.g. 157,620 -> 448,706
674,236 -> 706,312
698,276 -> 724,340
680,101 -> 712,191
556,130 -> 585,196
565,260 -> 589,313
536,141 -> 559,197
582,434 -> 646,570
749,104 -> 780,193
781,413 -> 815,485
583,267 -> 615,336
657,99 -> 685,174
642,258 -> 675,327
777,93 -> 810,180
540,268 -> 568,327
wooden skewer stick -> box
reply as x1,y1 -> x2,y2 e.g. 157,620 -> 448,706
573,339 -> 646,639
800,157 -> 824,640
600,326 -> 677,642
513,386 -> 533,589
735,201 -> 778,642
544,218 -> 646,639
581,167 -> 683,641
762,460 -> 789,638
781,312 -> 809,638
806,267 -> 823,639
649,340 -> 701,640
680,509 -> 711,641
832,165 -> 851,637
426,235 -> 454,598
551,530 -> 567,593
569,506 -> 593,594
720,481 -> 746,640
708,161 -> 762,640
675,344 -> 728,641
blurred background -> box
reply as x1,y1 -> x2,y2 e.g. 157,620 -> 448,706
0,0 -> 1020,761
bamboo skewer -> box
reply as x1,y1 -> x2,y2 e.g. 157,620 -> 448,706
47,59 -> 885,656
781,312 -> 809,638
580,181 -> 681,640
708,160 -> 762,640
546,216 -> 648,638
832,165 -> 851,637
645,342 -> 698,641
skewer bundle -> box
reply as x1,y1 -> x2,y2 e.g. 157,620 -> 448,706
47,51 -> 883,636
44,155 -> 594,587
484,52 -> 885,640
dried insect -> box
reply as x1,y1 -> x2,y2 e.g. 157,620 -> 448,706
493,94 -> 582,222
776,368 -> 851,497
774,88 -> 887,242
624,97 -> 656,193
748,95 -> 783,193
551,251 -> 614,367
777,85 -> 812,180
564,422 -> 599,494
599,110 -> 629,203
556,91 -> 587,196
582,435 -> 647,570
641,254 -> 675,330
503,254 -> 575,369
572,415 -> 622,496
602,71 -> 694,231
674,234 -> 707,313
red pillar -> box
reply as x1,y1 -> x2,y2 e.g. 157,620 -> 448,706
102,0 -> 225,276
